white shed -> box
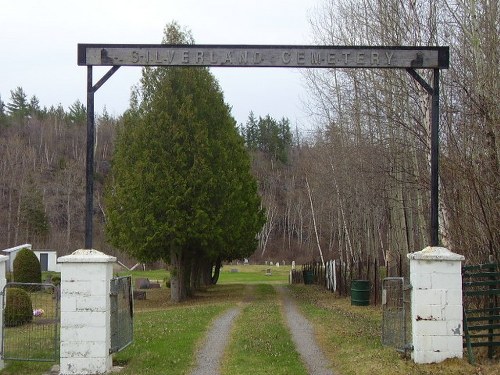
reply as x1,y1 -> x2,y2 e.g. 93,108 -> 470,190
33,250 -> 60,272
2,244 -> 32,272
1,245 -> 60,273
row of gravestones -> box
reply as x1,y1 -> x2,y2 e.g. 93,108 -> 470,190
264,260 -> 296,268
133,278 -> 161,300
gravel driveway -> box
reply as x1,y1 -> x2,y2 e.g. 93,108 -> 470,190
189,285 -> 335,375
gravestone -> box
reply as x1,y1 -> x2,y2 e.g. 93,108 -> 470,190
135,278 -> 150,289
133,290 -> 146,300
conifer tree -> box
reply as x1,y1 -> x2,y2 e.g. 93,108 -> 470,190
7,87 -> 29,120
0,95 -> 6,126
67,100 -> 87,125
106,22 -> 264,301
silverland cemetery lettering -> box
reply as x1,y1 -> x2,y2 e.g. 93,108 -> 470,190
79,45 -> 448,69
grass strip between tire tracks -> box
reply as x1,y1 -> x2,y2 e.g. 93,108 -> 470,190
221,284 -> 308,375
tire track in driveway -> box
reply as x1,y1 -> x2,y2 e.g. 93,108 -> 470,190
190,285 -> 254,375
276,285 -> 336,375
190,306 -> 242,375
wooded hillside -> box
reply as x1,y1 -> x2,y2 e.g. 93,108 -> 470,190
0,97 -> 117,257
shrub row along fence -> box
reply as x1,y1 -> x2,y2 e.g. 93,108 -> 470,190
291,254 -> 408,305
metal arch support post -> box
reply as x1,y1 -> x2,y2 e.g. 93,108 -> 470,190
85,65 -> 121,249
430,69 -> 440,246
85,66 -> 94,249
406,68 -> 440,246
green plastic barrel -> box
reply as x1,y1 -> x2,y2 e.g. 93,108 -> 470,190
351,280 -> 370,306
303,270 -> 314,285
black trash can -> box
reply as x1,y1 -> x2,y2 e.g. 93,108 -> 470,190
303,270 -> 314,285
351,280 -> 370,306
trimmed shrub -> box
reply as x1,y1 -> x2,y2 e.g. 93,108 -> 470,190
13,248 -> 42,290
5,287 -> 33,327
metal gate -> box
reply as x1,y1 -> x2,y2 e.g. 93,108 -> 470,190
381,277 -> 412,353
109,276 -> 133,354
1,282 -> 59,362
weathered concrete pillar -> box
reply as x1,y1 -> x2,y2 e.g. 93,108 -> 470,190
408,247 -> 465,364
0,255 -> 8,370
58,249 -> 116,375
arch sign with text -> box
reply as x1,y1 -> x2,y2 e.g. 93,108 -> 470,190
77,44 -> 449,248
78,44 -> 448,68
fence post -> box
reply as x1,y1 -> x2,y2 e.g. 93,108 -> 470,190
408,247 -> 465,364
58,249 -> 116,375
0,255 -> 8,370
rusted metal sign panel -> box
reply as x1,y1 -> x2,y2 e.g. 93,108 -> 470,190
78,44 -> 449,69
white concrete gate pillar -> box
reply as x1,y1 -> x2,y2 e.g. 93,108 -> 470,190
58,249 -> 116,375
0,255 -> 8,370
408,246 -> 465,364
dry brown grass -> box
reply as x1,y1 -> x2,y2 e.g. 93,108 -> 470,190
290,284 -> 499,375
132,283 -> 248,312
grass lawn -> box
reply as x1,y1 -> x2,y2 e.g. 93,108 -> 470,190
115,263 -> 291,285
218,264 -> 291,284
116,269 -> 170,284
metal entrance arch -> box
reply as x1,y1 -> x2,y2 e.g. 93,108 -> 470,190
77,43 -> 449,249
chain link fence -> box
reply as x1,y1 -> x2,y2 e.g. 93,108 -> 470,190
2,282 -> 59,362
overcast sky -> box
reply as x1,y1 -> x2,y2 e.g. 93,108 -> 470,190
1,0 -> 320,128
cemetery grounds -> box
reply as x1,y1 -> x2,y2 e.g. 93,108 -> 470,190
0,265 -> 498,375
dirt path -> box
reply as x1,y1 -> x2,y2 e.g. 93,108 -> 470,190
276,285 -> 335,375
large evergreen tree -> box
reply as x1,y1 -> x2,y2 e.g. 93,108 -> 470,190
105,22 -> 264,302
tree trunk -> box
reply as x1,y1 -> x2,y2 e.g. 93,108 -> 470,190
170,246 -> 187,303
190,255 -> 205,291
211,257 -> 222,285
305,177 -> 324,265
200,262 -> 212,287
